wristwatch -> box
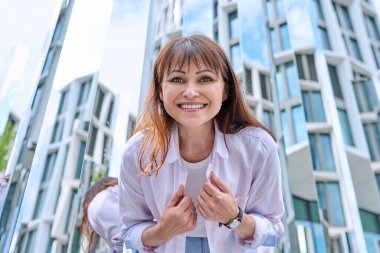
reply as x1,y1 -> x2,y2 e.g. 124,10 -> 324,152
219,206 -> 243,229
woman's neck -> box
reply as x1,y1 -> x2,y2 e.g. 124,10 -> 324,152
178,122 -> 215,163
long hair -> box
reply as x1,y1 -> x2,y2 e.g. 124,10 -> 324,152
134,34 -> 274,175
80,177 -> 118,253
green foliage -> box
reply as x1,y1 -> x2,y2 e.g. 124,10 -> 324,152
91,170 -> 106,184
0,122 -> 16,173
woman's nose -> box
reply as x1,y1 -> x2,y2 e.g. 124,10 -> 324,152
182,83 -> 199,98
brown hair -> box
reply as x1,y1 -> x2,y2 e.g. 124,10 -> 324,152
80,177 -> 118,253
134,34 -> 274,175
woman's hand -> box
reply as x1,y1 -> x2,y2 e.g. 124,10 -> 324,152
197,171 -> 239,224
142,185 -> 197,247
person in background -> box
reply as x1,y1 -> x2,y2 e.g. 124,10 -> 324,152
119,34 -> 284,253
81,176 -> 136,253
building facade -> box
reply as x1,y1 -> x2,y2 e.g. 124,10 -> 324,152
140,0 -> 380,252
14,74 -> 116,253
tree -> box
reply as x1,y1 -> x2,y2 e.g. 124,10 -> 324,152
0,122 -> 16,173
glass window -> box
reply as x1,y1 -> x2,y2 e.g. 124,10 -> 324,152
363,123 -> 380,161
260,73 -> 271,100
263,110 -> 274,132
52,14 -> 64,42
376,174 -> 380,192
106,99 -> 114,128
88,127 -> 97,156
359,209 -> 380,233
307,55 -> 318,81
319,26 -> 331,50
341,5 -> 354,31
337,109 -> 354,146
280,23 -> 291,50
293,196 -> 320,222
230,43 -> 242,70
77,80 -> 91,106
350,38 -> 362,61
25,230 -> 36,253
276,66 -> 285,101
266,0 -> 275,22
213,1 -> 218,19
371,46 -> 380,69
42,152 -> 57,182
281,110 -> 291,147
58,91 -> 68,115
296,55 -> 305,80
94,89 -> 104,119
245,67 -> 253,95
292,105 -> 307,143
127,114 -> 137,140
275,0 -> 286,19
76,141 -> 86,179
365,15 -> 380,41
316,182 -> 345,226
270,28 -> 277,54
302,91 -> 326,122
309,133 -> 335,171
285,62 -> 299,97
228,11 -> 239,39
312,0 -> 324,20
31,84 -> 43,118
33,189 -> 46,218
42,48 -> 54,75
328,65 -> 343,99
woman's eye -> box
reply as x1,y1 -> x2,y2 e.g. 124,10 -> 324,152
170,77 -> 184,83
200,77 -> 212,82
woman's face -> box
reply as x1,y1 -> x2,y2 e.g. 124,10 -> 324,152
160,62 -> 227,130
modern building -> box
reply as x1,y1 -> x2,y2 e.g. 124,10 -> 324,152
14,74 -> 116,253
140,0 -> 380,252
0,1 -> 75,252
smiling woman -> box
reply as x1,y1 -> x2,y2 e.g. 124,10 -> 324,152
119,34 -> 284,253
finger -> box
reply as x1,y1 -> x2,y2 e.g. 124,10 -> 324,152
177,196 -> 192,210
168,184 -> 185,207
197,203 -> 208,219
199,188 -> 212,202
203,181 -> 219,197
210,171 -> 230,193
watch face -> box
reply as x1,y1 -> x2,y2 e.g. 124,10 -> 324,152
229,219 -> 241,229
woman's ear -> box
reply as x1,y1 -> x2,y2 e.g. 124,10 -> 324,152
222,86 -> 228,101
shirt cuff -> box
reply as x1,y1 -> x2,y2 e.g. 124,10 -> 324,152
124,221 -> 157,252
235,214 -> 277,249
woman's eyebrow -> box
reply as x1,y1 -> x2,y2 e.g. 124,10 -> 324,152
168,69 -> 186,75
196,69 -> 215,74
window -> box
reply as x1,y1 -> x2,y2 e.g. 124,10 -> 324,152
77,80 -> 91,106
230,43 -> 242,70
259,72 -> 271,100
319,26 -> 331,50
106,99 -> 114,128
309,133 -> 335,171
364,14 -> 380,41
94,89 -> 104,119
352,75 -> 378,112
279,23 -> 291,51
295,54 -> 318,81
276,61 -> 300,101
263,110 -> 274,132
376,174 -> 380,192
58,90 -> 68,115
350,38 -> 362,61
228,11 -> 239,39
293,196 -> 320,222
281,106 -> 307,147
42,48 -> 54,75
33,189 -> 46,218
359,209 -> 380,234
363,123 -> 380,161
65,189 -> 78,233
302,91 -> 326,122
25,230 -> 36,253
266,0 -> 285,22
316,182 -> 345,226
31,84 -> 43,119
102,134 -> 109,164
52,14 -> 64,42
76,141 -> 86,179
244,67 -> 253,96
88,127 -> 97,156
337,109 -> 354,146
127,114 -> 137,140
312,0 -> 324,21
51,119 -> 64,143
327,65 -> 343,99
270,28 -> 277,53
42,152 -> 57,182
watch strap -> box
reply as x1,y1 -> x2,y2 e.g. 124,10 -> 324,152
219,206 -> 243,229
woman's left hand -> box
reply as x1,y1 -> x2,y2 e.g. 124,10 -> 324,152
197,171 -> 239,224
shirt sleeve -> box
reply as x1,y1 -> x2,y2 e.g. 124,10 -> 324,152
119,141 -> 157,252
234,132 -> 284,249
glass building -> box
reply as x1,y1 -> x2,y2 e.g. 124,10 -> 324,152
140,0 -> 380,252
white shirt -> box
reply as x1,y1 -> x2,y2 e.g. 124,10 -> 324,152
88,185 -> 132,253
119,122 -> 284,253
182,155 -> 209,237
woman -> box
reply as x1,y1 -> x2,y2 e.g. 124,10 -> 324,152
119,34 -> 284,253
81,177 -> 134,253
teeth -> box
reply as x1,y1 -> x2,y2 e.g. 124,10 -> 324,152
180,104 -> 205,109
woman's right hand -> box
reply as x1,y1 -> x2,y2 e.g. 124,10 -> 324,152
141,185 -> 197,247
158,184 -> 197,239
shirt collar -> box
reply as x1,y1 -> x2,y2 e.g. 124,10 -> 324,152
165,120 -> 229,164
